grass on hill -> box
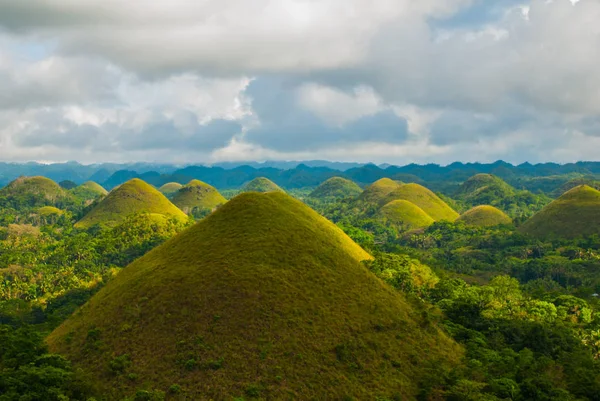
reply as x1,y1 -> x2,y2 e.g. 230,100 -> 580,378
74,178 -> 187,229
171,180 -> 226,214
552,177 -> 600,198
158,182 -> 183,198
48,192 -> 461,400
37,206 -> 64,216
242,177 -> 284,193
308,177 -> 362,199
519,185 -> 600,239
456,205 -> 512,227
71,181 -> 108,201
380,183 -> 459,221
357,178 -> 403,204
0,176 -> 67,203
378,200 -> 434,231
455,174 -> 515,203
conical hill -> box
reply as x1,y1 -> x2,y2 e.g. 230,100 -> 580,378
171,180 -> 226,214
357,178 -> 402,203
242,177 -> 284,192
519,185 -> 600,239
378,200 -> 435,231
71,181 -> 108,201
0,176 -> 68,205
456,174 -> 515,199
158,182 -> 183,197
74,178 -> 187,229
380,183 -> 459,221
309,177 -> 362,199
48,192 -> 460,400
457,205 -> 512,227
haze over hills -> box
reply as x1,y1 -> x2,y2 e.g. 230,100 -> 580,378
74,178 -> 187,229
520,185 -> 600,239
48,191 -> 460,399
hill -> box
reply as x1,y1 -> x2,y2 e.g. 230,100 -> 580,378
552,177 -> 600,198
456,205 -> 512,227
74,179 -> 187,229
308,177 -> 362,199
357,178 -> 402,203
455,174 -> 515,204
242,177 -> 284,192
380,183 -> 459,221
70,181 -> 108,201
0,176 -> 68,207
48,192 -> 460,400
378,200 -> 434,231
158,182 -> 183,198
519,185 -> 600,239
171,180 -> 227,214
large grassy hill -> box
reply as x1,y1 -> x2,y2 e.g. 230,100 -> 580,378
0,176 -> 69,207
171,180 -> 226,214
48,192 -> 460,400
158,182 -> 183,198
357,178 -> 403,204
378,200 -> 434,231
309,177 -> 362,199
457,205 -> 512,227
519,185 -> 600,239
70,181 -> 108,201
74,178 -> 187,229
381,183 -> 459,221
242,177 -> 284,192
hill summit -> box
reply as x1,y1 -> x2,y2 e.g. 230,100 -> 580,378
455,174 -> 515,205
520,185 -> 600,239
74,178 -> 186,229
171,180 -> 226,214
380,183 -> 459,221
71,181 -> 108,202
242,177 -> 284,192
378,200 -> 434,231
457,205 -> 512,227
309,177 -> 362,199
49,192 -> 459,400
158,182 -> 183,197
0,176 -> 68,205
357,178 -> 402,203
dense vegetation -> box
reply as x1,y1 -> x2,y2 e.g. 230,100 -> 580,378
2,168 -> 600,400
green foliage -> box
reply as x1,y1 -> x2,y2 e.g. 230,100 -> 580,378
0,176 -> 75,210
457,205 -> 512,227
364,252 -> 438,295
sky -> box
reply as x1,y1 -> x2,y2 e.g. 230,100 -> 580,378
0,0 -> 596,165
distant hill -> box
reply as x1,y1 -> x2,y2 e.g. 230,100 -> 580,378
378,200 -> 434,231
380,183 -> 459,221
158,182 -> 183,198
242,177 -> 284,192
457,205 -> 512,227
0,176 -> 70,208
308,177 -> 362,200
519,185 -> 600,239
70,181 -> 108,202
48,192 -> 460,399
552,177 -> 600,198
171,180 -> 227,214
74,178 -> 186,229
357,178 -> 403,204
455,174 -> 515,203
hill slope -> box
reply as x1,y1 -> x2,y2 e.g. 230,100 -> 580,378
381,183 -> 459,221
171,180 -> 226,214
455,174 -> 515,205
0,176 -> 68,206
357,178 -> 402,203
49,192 -> 460,400
74,178 -> 187,229
158,182 -> 183,197
520,185 -> 600,239
309,177 -> 362,199
378,200 -> 434,231
71,181 -> 108,201
242,177 -> 284,192
457,205 -> 512,227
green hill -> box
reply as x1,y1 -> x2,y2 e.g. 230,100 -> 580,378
519,185 -> 600,239
71,181 -> 108,201
455,174 -> 515,204
378,200 -> 434,231
242,177 -> 284,193
48,192 -> 460,400
0,176 -> 68,206
74,179 -> 187,229
380,183 -> 459,221
158,182 -> 183,198
37,206 -> 64,216
357,178 -> 403,203
552,178 -> 600,198
309,177 -> 362,199
457,205 -> 512,227
171,180 -> 227,214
